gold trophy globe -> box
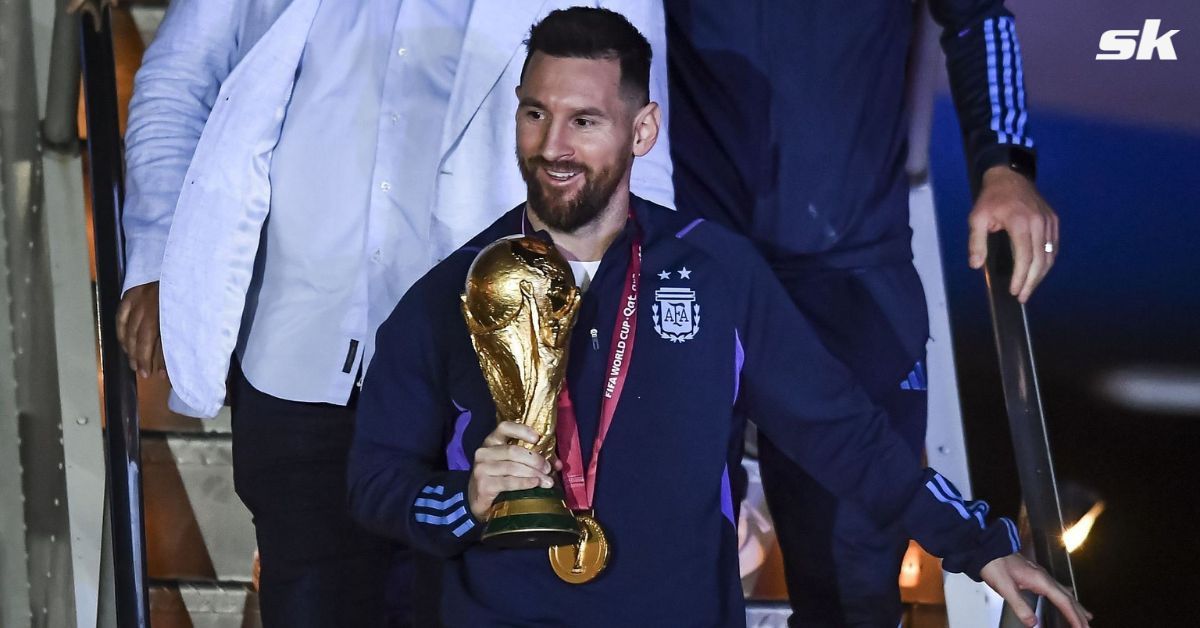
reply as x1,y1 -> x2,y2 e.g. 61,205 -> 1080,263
461,235 -> 582,548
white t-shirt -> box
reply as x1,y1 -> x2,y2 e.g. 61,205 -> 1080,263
568,260 -> 603,291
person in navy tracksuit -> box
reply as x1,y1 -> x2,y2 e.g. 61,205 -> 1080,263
665,1 -> 1060,624
348,8 -> 1088,628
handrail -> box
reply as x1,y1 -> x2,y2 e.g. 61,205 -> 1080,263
78,7 -> 150,627
984,231 -> 1077,627
43,0 -> 81,150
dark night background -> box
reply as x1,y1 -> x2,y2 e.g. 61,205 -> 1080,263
931,1 -> 1200,624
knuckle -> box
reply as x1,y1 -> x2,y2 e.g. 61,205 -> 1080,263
502,462 -> 522,476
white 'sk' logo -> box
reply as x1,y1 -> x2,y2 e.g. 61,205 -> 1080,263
1097,19 -> 1180,61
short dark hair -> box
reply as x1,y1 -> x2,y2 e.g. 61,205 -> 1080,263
521,7 -> 652,105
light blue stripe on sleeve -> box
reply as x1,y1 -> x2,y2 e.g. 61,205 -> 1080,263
414,492 -> 464,511
1000,18 -> 1018,140
1002,517 -> 1022,552
452,518 -> 475,538
1010,19 -> 1033,148
968,500 -> 990,529
933,474 -> 988,530
421,485 -> 445,495
926,479 -> 972,521
983,18 -> 1006,144
415,505 -> 468,526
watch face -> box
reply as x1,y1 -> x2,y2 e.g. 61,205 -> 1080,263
1007,149 -> 1038,182
1009,161 -> 1036,182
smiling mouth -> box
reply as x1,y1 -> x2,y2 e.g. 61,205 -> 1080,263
544,168 -> 582,183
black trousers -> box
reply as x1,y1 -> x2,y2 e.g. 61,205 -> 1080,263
759,264 -> 929,628
229,363 -> 394,627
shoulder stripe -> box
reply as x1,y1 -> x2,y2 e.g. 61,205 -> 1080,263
675,218 -> 705,239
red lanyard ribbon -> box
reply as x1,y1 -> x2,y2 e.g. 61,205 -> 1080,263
556,228 -> 642,511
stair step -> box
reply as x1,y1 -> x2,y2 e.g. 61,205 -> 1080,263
143,435 -> 256,581
150,582 -> 260,628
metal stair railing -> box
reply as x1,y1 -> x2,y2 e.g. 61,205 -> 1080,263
984,231 -> 1078,628
78,6 -> 150,626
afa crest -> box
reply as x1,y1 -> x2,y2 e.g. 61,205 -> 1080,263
652,287 -> 700,342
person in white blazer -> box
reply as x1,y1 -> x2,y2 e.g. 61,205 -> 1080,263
115,1 -> 672,625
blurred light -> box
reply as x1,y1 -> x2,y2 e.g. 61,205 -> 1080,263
1098,366 -> 1200,415
1063,501 -> 1106,553
898,542 -> 921,588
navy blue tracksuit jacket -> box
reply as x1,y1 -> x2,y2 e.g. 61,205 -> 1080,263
349,197 -> 1018,627
667,0 -> 1036,273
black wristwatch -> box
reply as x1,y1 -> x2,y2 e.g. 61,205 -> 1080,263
977,145 -> 1038,184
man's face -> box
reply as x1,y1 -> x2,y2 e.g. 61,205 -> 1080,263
516,53 -> 637,233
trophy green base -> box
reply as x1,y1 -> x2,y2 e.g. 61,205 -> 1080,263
480,486 -> 580,549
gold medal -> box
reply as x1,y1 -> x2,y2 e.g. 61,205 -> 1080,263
548,512 -> 610,584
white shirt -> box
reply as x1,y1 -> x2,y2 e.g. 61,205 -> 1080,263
568,259 -> 603,292
122,0 -> 675,418
236,0 -> 473,404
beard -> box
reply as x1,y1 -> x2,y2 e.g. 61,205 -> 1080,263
518,151 -> 630,233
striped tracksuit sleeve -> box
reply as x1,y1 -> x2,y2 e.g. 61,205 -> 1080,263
729,233 -> 1020,580
347,292 -> 483,557
932,0 -> 1036,186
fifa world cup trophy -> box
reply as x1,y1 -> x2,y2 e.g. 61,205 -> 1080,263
461,235 -> 582,547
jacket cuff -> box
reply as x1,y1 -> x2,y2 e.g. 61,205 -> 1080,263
972,144 -> 1038,194
167,387 -> 222,419
901,470 -> 1023,581
410,471 -> 483,553
942,516 -> 1022,582
121,234 -> 167,295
